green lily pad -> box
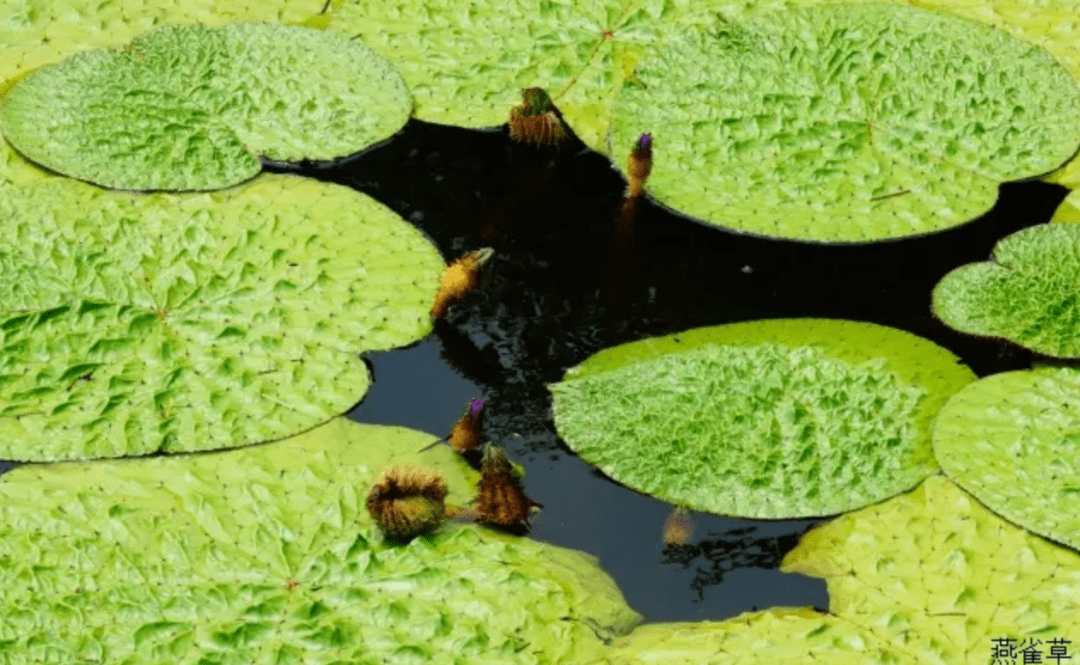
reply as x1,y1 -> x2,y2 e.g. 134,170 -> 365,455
609,4 -> 1080,241
0,0 -> 331,185
325,0 -> 705,149
0,173 -> 442,461
609,475 -> 1080,663
1052,187 -> 1080,224
0,0 -> 324,84
0,23 -> 411,191
0,417 -> 642,664
932,223 -> 1080,357
549,319 -> 974,518
934,366 -> 1080,550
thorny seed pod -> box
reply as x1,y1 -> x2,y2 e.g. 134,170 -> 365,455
508,87 -> 568,147
367,466 -> 449,542
626,133 -> 652,198
662,506 -> 694,548
447,398 -> 484,454
430,247 -> 495,319
474,445 -> 542,528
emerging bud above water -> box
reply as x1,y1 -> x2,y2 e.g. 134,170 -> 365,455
430,247 -> 495,320
474,445 -> 541,528
626,133 -> 653,198
447,398 -> 485,454
662,506 -> 694,548
508,87 -> 568,147
367,466 -> 449,542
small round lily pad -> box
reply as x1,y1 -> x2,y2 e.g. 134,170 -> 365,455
932,223 -> 1080,358
0,173 -> 443,461
609,4 -> 1080,241
934,366 -> 1080,550
549,319 -> 975,518
0,23 -> 412,191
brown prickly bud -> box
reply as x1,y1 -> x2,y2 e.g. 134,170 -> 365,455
626,133 -> 652,198
662,507 -> 694,548
367,466 -> 449,542
474,445 -> 541,528
508,88 -> 568,147
430,248 -> 494,319
447,398 -> 484,454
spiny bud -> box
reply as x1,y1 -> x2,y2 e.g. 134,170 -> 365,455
430,247 -> 494,320
508,87 -> 568,147
662,506 -> 694,548
626,133 -> 653,198
367,466 -> 449,542
474,445 -> 541,528
447,398 -> 485,454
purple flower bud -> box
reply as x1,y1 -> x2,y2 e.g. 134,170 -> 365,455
637,133 -> 652,151
469,398 -> 485,415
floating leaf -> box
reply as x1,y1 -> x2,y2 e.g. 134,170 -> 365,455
326,0 -> 705,149
1052,187 -> 1080,223
609,4 -> 1080,241
932,223 -> 1080,357
0,418 -> 641,663
549,319 -> 974,518
934,366 -> 1080,550
609,476 -> 1080,663
0,0 -> 322,84
0,23 -> 411,190
0,173 -> 442,461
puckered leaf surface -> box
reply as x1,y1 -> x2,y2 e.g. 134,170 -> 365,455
0,418 -> 642,664
608,476 -> 1080,664
0,0 -> 334,186
548,319 -> 974,518
609,4 -> 1080,241
0,0 -> 323,84
0,23 -> 411,190
326,0 -> 706,149
932,223 -> 1080,357
0,173 -> 442,461
934,366 -> 1080,550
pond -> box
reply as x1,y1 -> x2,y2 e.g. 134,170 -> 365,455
268,118 -> 1062,623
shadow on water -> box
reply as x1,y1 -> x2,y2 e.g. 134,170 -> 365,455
274,119 -> 1062,623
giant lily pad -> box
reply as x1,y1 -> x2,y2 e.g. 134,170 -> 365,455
0,417 -> 642,664
934,366 -> 1080,550
325,0 -> 706,149
608,475 -> 1080,663
609,4 -> 1080,241
932,223 -> 1080,357
0,173 -> 442,461
0,0 -> 324,84
548,319 -> 974,518
1053,187 -> 1080,223
0,0 -> 330,185
0,23 -> 411,190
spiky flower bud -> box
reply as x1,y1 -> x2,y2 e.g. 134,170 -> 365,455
367,466 -> 448,542
626,133 -> 653,198
474,445 -> 541,527
662,506 -> 694,548
447,398 -> 485,454
430,247 -> 495,319
508,87 -> 568,147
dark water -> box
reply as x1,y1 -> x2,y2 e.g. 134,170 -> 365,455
271,119 -> 1061,622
